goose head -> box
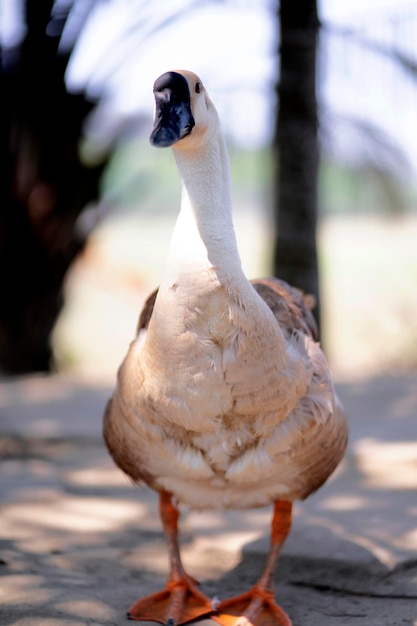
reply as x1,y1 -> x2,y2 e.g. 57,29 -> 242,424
150,70 -> 216,150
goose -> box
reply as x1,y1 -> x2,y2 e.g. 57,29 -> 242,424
104,70 -> 348,626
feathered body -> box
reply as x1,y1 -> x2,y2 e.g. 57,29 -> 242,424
104,70 -> 347,514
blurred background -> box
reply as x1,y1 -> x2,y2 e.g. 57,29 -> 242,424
1,0 -> 417,384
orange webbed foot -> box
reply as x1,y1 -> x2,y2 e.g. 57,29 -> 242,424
212,586 -> 292,626
127,576 -> 215,625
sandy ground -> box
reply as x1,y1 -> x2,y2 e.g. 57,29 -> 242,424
1,372 -> 417,626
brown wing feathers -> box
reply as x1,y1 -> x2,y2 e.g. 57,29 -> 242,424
136,278 -> 318,341
250,278 -> 318,341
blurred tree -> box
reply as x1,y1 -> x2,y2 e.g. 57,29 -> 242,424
272,0 -> 417,335
0,0 -> 105,373
272,0 -> 321,330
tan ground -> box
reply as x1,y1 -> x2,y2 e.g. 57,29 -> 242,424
0,372 -> 416,626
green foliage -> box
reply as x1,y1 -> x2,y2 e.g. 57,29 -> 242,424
320,159 -> 417,216
99,140 -> 274,216
100,138 -> 417,221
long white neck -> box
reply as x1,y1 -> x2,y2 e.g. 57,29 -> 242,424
161,130 -> 245,290
143,113 -> 288,368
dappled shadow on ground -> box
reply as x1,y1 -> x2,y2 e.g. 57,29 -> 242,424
0,372 -> 416,625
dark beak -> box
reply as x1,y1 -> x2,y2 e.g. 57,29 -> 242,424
150,71 -> 195,147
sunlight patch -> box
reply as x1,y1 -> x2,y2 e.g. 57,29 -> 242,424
3,497 -> 145,534
354,439 -> 417,489
55,599 -> 114,620
1,575 -> 55,605
66,465 -> 130,487
321,495 -> 368,511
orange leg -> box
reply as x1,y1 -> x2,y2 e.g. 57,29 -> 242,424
213,501 -> 293,626
127,491 -> 215,624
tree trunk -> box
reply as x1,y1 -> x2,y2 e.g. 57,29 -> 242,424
0,0 -> 104,373
272,0 -> 321,330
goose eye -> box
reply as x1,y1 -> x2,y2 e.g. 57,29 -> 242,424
195,82 -> 201,94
